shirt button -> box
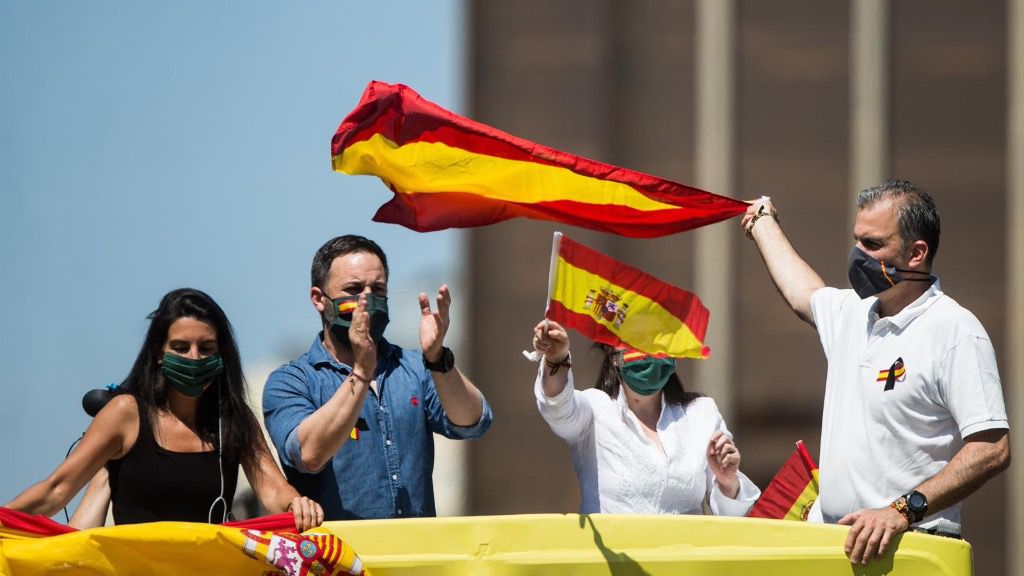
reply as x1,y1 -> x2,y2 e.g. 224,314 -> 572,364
385,439 -> 392,446
392,474 -> 398,481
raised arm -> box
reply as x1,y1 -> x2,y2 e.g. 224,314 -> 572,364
419,285 -> 485,427
532,319 -> 572,398
741,198 -> 826,325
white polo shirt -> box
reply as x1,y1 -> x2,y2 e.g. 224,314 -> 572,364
810,281 -> 1008,530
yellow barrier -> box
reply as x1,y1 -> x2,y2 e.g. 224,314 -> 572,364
0,514 -> 972,575
324,514 -> 973,576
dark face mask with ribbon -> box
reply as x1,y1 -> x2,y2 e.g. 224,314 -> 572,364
161,353 -> 224,397
323,292 -> 390,346
847,246 -> 935,300
620,356 -> 677,396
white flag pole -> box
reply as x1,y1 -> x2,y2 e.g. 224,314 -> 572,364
524,231 -> 562,362
543,231 -> 562,317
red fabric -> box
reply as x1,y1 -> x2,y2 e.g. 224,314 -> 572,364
747,442 -> 819,520
0,507 -> 78,537
222,512 -> 297,533
333,81 -> 748,238
0,508 -> 297,538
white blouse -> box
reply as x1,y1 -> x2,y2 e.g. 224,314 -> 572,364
535,367 -> 760,515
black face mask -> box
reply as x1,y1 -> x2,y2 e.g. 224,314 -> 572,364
847,246 -> 934,299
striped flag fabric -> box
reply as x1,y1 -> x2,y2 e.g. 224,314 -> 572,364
331,81 -> 748,238
0,508 -> 369,575
544,232 -> 710,358
747,441 -> 820,521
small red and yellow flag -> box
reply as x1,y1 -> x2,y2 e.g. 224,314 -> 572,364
747,441 -> 820,521
544,232 -> 710,358
336,300 -> 358,317
331,81 -> 748,239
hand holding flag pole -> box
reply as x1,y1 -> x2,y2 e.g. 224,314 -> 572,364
524,232 -> 565,362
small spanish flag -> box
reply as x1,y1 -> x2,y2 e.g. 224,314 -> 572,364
331,81 -> 748,238
544,232 -> 710,358
747,441 -> 819,521
336,299 -> 358,317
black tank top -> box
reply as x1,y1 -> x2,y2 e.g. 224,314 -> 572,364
107,396 -> 238,524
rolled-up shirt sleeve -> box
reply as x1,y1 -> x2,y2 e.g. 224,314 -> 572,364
262,365 -> 318,473
423,371 -> 494,440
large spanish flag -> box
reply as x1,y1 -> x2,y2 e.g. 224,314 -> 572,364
331,81 -> 748,238
0,508 -> 368,575
747,441 -> 820,521
545,232 -> 710,358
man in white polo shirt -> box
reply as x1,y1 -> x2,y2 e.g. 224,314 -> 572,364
741,180 -> 1010,565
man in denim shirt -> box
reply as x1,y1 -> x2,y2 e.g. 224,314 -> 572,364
263,235 -> 492,520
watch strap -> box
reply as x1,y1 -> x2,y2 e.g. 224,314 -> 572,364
423,346 -> 454,373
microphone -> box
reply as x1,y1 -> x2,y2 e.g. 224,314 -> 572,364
82,384 -> 121,417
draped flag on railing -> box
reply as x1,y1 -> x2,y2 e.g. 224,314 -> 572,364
331,81 -> 748,238
0,508 -> 368,576
543,232 -> 710,358
747,441 -> 820,521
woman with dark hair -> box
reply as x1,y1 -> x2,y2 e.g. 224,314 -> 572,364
530,319 -> 760,515
5,288 -> 323,530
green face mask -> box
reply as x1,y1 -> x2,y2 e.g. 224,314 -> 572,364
324,293 -> 390,345
620,357 -> 676,396
161,353 -> 224,397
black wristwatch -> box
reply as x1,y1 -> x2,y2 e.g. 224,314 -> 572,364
423,346 -> 455,373
904,490 -> 928,523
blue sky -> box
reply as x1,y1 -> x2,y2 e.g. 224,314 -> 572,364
0,1 -> 465,506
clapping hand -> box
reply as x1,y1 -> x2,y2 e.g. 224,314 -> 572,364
420,285 -> 451,363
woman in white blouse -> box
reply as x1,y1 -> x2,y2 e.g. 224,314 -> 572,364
531,319 -> 760,515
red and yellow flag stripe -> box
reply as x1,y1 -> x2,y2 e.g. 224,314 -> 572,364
547,233 -> 710,358
331,81 -> 748,238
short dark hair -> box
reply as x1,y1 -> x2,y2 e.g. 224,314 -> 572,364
857,180 -> 941,265
594,345 -> 702,407
310,235 -> 389,289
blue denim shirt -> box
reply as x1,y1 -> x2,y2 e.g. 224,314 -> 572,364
262,333 -> 492,520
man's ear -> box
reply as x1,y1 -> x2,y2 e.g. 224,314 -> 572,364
310,286 -> 326,313
908,239 -> 930,269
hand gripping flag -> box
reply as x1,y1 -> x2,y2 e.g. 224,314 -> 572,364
331,81 -> 748,238
747,441 -> 820,521
544,232 -> 710,358
0,508 -> 369,576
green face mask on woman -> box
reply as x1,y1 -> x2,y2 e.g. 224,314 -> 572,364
620,356 -> 677,396
161,353 -> 224,397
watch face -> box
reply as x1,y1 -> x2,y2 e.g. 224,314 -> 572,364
908,492 -> 927,510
